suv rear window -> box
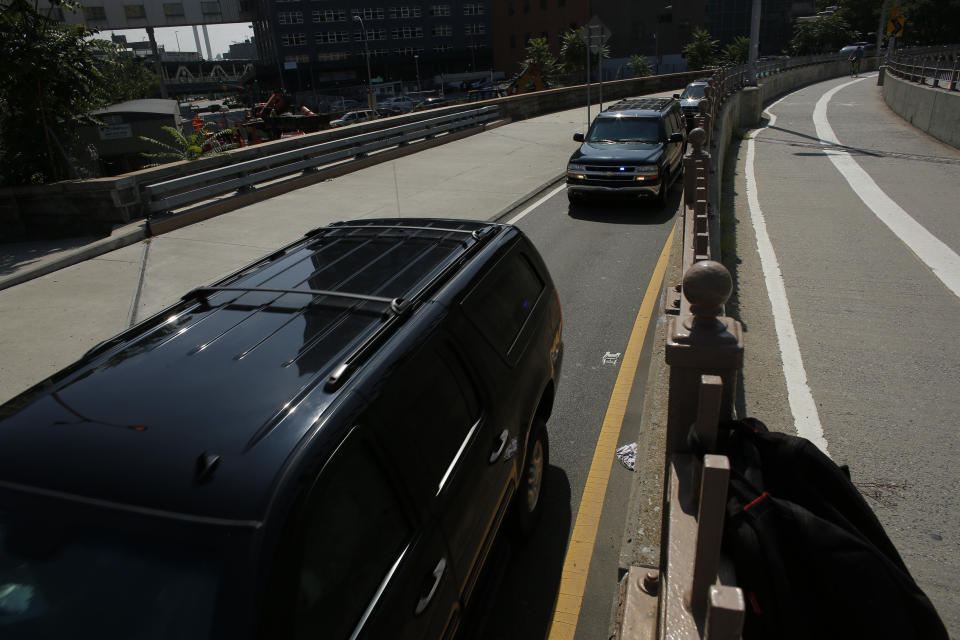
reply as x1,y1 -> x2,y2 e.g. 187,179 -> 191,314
587,117 -> 661,144
463,251 -> 544,357
0,507 -> 221,639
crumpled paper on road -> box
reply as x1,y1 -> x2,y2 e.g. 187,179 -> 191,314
615,442 -> 637,471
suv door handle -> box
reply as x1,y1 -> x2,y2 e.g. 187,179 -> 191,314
489,429 -> 509,463
415,557 -> 447,615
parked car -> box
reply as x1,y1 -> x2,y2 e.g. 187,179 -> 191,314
414,97 -> 450,111
566,96 -> 687,205
0,218 -> 563,640
379,96 -> 417,112
329,109 -> 377,127
674,78 -> 712,129
840,42 -> 875,56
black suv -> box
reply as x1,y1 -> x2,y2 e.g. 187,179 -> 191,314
0,219 -> 563,640
566,97 -> 686,205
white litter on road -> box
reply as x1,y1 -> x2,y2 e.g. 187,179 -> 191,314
616,442 -> 637,471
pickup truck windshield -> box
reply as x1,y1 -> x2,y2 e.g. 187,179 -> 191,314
586,117 -> 661,144
0,506 -> 224,639
681,85 -> 707,99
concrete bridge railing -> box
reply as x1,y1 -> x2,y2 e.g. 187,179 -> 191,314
882,45 -> 960,149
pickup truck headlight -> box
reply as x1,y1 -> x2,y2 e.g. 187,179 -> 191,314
567,163 -> 586,172
635,165 -> 658,175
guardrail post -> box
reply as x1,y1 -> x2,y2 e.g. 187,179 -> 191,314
950,55 -> 958,91
932,57 -> 942,88
705,586 -> 746,640
665,260 -> 743,455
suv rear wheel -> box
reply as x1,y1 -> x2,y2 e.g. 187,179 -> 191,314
512,417 -> 548,538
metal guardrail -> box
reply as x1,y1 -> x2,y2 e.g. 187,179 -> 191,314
886,47 -> 960,91
142,106 -> 500,216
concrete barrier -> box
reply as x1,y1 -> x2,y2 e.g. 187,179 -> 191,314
882,73 -> 960,149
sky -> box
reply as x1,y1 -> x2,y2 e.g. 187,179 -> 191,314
101,22 -> 254,58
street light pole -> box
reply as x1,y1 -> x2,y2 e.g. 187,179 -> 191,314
414,54 -> 421,93
353,15 -> 375,112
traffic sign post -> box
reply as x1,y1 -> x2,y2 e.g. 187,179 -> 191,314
582,16 -> 611,127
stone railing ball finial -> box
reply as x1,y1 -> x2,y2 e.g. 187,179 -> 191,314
689,127 -> 708,156
682,260 -> 732,329
698,98 -> 712,115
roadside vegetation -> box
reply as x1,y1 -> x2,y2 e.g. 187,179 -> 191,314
0,0 -> 158,186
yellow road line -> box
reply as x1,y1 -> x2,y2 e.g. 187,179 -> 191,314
547,224 -> 676,640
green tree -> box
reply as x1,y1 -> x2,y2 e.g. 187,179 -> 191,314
559,26 -> 611,74
627,54 -> 653,77
0,0 -> 158,186
140,125 -> 235,165
519,37 -> 560,87
722,35 -> 751,65
789,12 -> 854,55
682,28 -> 719,71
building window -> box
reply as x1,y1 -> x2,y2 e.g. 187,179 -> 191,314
391,26 -> 423,39
389,6 -> 422,18
284,54 -> 310,63
313,8 -> 346,22
509,34 -> 516,48
355,28 -> 387,41
317,51 -> 349,61
393,46 -> 424,56
430,4 -> 450,17
434,43 -> 453,52
201,1 -> 221,14
278,11 -> 304,24
464,23 -> 485,36
123,5 -> 146,18
84,5 -> 107,20
162,3 -> 184,16
280,32 -> 306,46
351,7 -> 384,20
432,24 -> 452,37
315,30 -> 349,43
463,3 -> 484,15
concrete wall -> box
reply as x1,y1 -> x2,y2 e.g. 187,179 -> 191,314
882,73 -> 960,149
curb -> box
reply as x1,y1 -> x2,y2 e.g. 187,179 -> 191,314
0,222 -> 148,293
490,173 -> 567,223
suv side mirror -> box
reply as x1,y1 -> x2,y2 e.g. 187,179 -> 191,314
573,132 -> 584,142
669,132 -> 684,143
673,94 -> 681,99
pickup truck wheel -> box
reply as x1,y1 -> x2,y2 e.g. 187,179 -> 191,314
657,168 -> 670,205
512,417 -> 549,539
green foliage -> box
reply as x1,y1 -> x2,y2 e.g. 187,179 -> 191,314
520,37 -> 560,85
723,36 -> 751,66
0,0 -> 159,186
898,0 -> 960,46
682,28 -> 719,71
789,12 -> 855,55
558,27 -> 610,73
139,125 -> 235,164
628,54 -> 653,77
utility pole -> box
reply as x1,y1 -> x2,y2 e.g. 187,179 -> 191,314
748,0 -> 761,85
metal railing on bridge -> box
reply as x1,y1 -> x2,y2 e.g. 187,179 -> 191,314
885,46 -> 960,91
143,106 -> 500,219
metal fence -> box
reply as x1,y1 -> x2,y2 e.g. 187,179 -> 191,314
143,106 -> 500,217
886,46 -> 960,90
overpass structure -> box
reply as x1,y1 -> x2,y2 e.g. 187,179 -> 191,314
1,51 -> 957,639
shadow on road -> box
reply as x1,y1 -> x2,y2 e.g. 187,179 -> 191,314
566,190 -> 681,226
461,465 -> 572,640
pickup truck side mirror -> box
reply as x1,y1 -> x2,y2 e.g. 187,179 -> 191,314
669,132 -> 684,143
673,94 -> 681,99
573,132 -> 585,142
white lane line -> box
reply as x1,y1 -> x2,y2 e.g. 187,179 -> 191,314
506,183 -> 567,225
746,95 -> 830,455
813,79 -> 960,299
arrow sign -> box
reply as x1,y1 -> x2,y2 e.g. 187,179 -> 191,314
887,7 -> 905,36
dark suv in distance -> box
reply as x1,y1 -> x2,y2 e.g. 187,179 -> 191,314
0,219 -> 563,640
566,97 -> 686,205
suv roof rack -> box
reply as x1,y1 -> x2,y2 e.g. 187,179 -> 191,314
604,97 -> 674,113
